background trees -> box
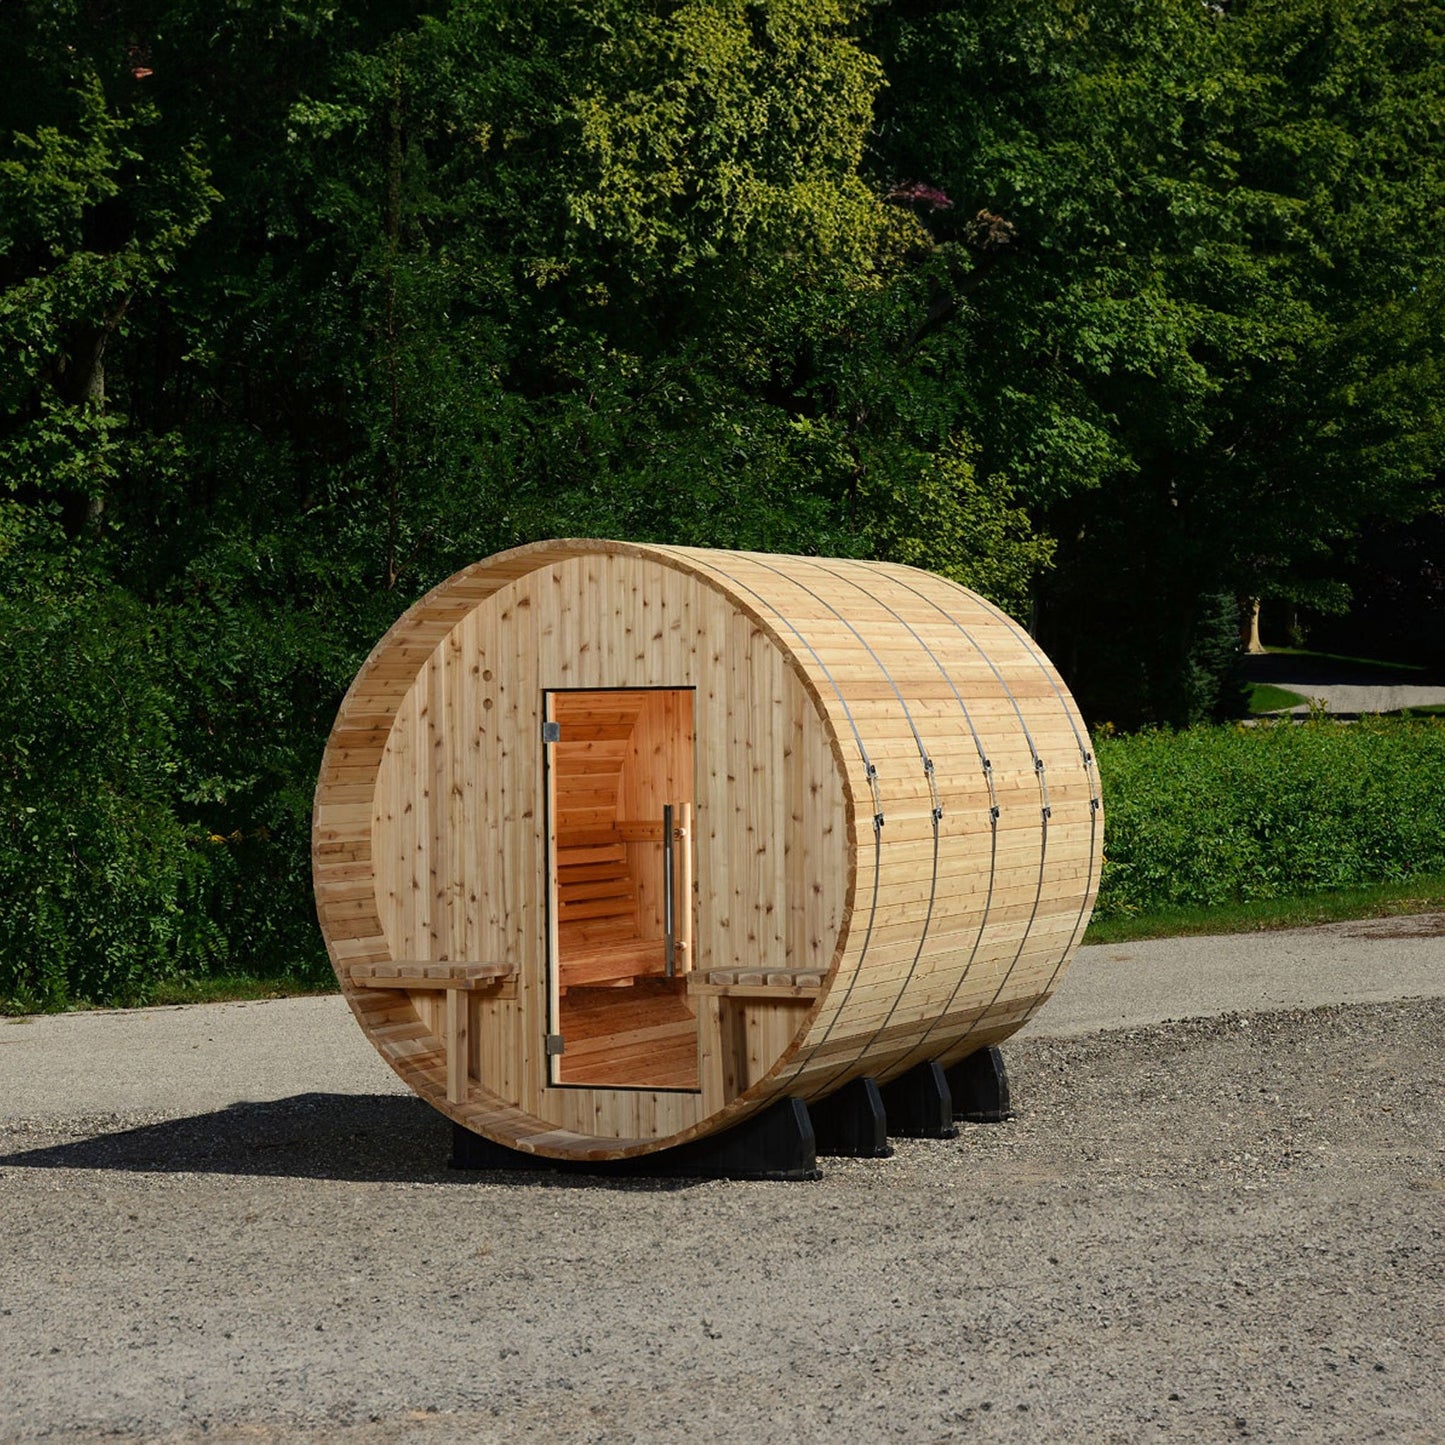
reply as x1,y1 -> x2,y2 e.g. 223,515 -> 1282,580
3,0 -> 1442,1003
869,0 -> 1445,726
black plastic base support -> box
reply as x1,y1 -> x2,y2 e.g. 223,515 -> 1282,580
667,1096 -> 821,1180
945,1045 -> 1014,1123
449,1096 -> 821,1181
809,1077 -> 893,1158
878,1060 -> 959,1139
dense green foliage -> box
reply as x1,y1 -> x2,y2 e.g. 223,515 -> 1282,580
1094,717 -> 1445,919
2,0 -> 1443,1006
872,0 -> 1445,725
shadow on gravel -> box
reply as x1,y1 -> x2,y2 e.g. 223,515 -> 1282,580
0,1092 -> 699,1192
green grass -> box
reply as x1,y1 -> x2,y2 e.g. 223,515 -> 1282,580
2,965 -> 338,1014
11,713 -> 1445,1013
87,873 -> 1445,1004
137,972 -> 337,1008
1246,682 -> 1309,714
1083,871 -> 1445,945
1,971 -> 339,1014
1262,645 -> 1426,673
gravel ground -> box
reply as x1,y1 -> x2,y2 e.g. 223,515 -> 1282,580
2,995 -> 1442,1444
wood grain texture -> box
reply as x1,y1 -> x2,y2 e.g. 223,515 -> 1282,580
313,540 -> 1100,1159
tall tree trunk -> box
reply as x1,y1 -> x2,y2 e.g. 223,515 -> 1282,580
57,304 -> 127,537
1239,596 -> 1265,654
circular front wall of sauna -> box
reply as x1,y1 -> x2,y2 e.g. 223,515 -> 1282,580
312,541 -> 1102,1160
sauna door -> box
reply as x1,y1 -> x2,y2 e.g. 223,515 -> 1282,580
544,688 -> 698,1090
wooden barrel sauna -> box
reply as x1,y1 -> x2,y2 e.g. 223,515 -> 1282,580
313,540 -> 1101,1160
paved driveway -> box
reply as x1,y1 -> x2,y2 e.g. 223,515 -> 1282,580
1242,651 -> 1445,716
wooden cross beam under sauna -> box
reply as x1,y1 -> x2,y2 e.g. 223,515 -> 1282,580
312,540 -> 1102,1163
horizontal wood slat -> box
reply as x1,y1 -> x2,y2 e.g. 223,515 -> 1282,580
347,961 -> 515,991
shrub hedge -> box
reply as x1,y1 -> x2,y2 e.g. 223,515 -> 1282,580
0,557 -> 355,1013
1094,716 -> 1445,919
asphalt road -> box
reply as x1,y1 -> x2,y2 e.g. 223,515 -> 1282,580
2,920 -> 1442,1443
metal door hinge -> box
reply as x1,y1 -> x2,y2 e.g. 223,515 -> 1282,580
545,1033 -> 566,1056
541,721 -> 561,743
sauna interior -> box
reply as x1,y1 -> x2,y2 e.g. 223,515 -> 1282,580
547,687 -> 697,1091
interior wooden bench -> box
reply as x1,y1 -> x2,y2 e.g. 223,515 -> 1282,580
555,830 -> 667,990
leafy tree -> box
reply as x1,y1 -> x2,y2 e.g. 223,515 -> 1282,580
14,0 -> 1436,1002
0,0 -> 1056,1005
870,0 -> 1445,726
0,8 -> 215,542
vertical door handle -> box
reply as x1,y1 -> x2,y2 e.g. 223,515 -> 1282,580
663,803 -> 676,978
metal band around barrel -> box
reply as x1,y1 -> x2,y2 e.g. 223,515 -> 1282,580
866,565 -> 1052,1067
934,576 -> 1101,1021
796,557 -> 962,1096
658,549 -> 887,1073
712,552 -> 924,1074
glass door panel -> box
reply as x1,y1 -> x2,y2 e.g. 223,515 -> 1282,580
544,688 -> 697,1090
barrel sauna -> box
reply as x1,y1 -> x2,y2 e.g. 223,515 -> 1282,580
313,540 -> 1101,1160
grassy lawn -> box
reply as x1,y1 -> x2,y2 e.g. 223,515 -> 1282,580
1246,681 -> 1310,714
1083,871 -> 1445,945
1260,645 -> 1427,672
140,972 -> 337,1007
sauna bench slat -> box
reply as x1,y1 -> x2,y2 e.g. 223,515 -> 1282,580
687,982 -> 821,1001
347,961 -> 516,991
559,940 -> 667,989
688,965 -> 825,1001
